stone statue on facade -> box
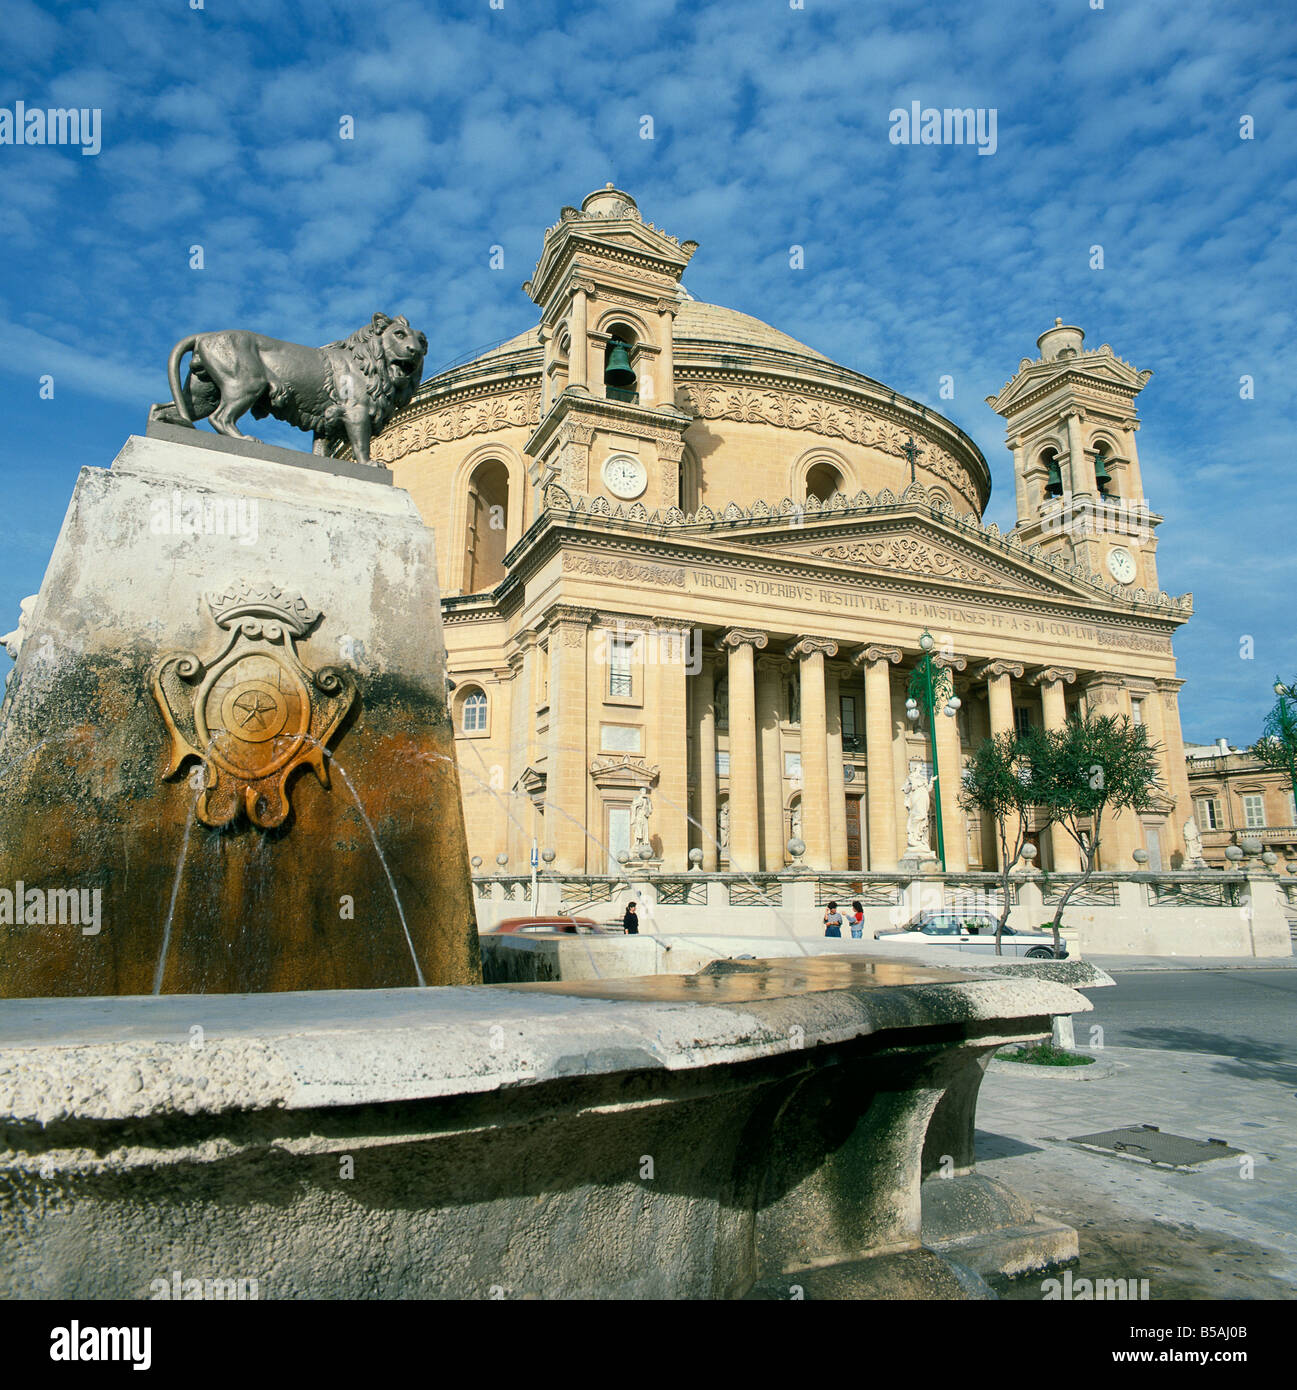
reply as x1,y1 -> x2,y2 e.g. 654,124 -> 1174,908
790,802 -> 803,841
0,596 -> 37,706
149,313 -> 428,468
718,801 -> 730,858
631,787 -> 654,851
1183,817 -> 1208,869
902,765 -> 936,856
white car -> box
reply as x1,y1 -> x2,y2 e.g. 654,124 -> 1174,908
874,910 -> 1067,958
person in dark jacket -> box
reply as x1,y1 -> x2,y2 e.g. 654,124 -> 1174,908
623,901 -> 639,934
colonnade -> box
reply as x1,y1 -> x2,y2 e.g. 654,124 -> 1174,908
692,629 -> 1183,874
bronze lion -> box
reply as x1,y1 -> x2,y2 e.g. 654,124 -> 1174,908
150,312 -> 428,467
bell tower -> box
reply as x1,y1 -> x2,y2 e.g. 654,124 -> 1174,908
522,186 -> 697,511
986,320 -> 1162,594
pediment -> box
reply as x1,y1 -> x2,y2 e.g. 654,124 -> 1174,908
762,518 -> 1095,600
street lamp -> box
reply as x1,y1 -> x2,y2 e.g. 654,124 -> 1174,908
906,629 -> 958,871
1263,678 -> 1297,817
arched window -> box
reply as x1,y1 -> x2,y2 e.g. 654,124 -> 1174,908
805,462 -> 843,502
464,460 -> 510,592
604,323 -> 638,403
1093,442 -> 1116,497
461,688 -> 488,734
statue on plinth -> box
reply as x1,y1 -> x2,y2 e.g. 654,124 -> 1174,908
631,787 -> 654,853
902,765 -> 936,856
149,313 -> 427,468
718,801 -> 730,858
1183,817 -> 1208,868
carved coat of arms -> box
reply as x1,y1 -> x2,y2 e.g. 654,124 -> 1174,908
152,581 -> 357,828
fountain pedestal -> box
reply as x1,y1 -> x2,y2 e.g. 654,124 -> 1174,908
0,427 -> 480,995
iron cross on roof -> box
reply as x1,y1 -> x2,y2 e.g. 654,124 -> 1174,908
903,436 -> 923,486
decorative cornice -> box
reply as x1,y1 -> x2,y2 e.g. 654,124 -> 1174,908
588,754 -> 660,788
678,380 -> 982,511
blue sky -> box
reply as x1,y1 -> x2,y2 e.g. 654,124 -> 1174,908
1,0 -> 1293,743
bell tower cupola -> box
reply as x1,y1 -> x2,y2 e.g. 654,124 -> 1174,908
521,186 -> 698,512
986,320 -> 1163,595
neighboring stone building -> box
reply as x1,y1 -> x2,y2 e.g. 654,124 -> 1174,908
1186,739 -> 1297,868
374,186 -> 1197,878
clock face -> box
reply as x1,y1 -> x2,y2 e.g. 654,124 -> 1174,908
602,454 -> 647,500
1107,546 -> 1137,585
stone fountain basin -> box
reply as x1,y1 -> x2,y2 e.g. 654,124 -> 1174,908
0,955 -> 1089,1299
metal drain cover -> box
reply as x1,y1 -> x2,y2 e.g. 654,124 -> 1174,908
1068,1124 -> 1243,1169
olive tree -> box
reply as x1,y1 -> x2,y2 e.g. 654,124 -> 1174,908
1249,679 -> 1297,811
959,731 -> 1034,955
1021,712 -> 1163,954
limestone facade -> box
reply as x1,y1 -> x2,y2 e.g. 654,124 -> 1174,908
376,187 -> 1196,877
1186,741 -> 1297,868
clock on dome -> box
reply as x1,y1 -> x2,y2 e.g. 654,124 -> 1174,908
602,454 -> 647,500
1106,546 -> 1137,585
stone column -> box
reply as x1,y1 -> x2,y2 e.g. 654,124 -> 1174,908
1010,437 -> 1029,524
568,287 -> 589,392
694,657 -> 718,871
1083,672 -> 1139,870
1030,667 -> 1081,872
547,609 -> 591,873
1065,410 -> 1092,498
657,301 -> 676,409
787,637 -> 838,872
826,663 -> 849,870
718,629 -> 767,873
972,660 -> 1023,869
856,646 -> 901,871
757,656 -> 786,871
653,619 -> 690,872
933,655 -> 968,872
1155,677 -> 1193,856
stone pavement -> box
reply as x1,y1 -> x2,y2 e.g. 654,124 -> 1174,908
976,1041 -> 1297,1299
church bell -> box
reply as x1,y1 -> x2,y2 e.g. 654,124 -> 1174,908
604,341 -> 636,390
1093,451 -> 1113,494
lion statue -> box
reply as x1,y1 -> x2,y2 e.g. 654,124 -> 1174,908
149,312 -> 428,468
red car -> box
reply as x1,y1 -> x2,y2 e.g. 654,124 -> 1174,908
486,916 -> 620,935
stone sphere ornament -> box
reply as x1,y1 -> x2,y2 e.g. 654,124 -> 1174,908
688,847 -> 703,869
788,837 -> 806,859
471,856 -> 482,870
1132,848 -> 1149,865
638,844 -> 654,861
496,853 -> 508,867
1240,837 -> 1263,857
1224,844 -> 1244,862
1020,843 -> 1037,861
541,848 -> 556,864
617,851 -> 630,865
1262,851 -> 1279,867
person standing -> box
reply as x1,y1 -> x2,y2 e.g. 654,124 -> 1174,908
623,900 -> 639,935
823,900 -> 843,938
849,900 -> 864,939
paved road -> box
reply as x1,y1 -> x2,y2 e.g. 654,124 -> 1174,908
1085,969 -> 1297,1072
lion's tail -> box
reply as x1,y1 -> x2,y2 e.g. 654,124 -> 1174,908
166,335 -> 198,423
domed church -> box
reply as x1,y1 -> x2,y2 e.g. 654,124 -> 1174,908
372,186 -> 1194,880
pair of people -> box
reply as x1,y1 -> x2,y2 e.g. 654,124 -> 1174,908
823,900 -> 865,939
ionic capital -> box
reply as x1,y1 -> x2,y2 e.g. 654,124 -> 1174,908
716,628 -> 769,652
785,635 -> 839,662
853,645 -> 902,668
1029,666 -> 1077,687
933,653 -> 967,672
972,659 -> 1023,681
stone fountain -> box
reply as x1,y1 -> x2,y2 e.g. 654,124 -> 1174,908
0,313 -> 1090,1299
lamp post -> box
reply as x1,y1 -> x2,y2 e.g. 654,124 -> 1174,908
905,630 -> 960,871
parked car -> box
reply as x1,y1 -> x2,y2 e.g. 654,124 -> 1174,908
873,910 -> 1067,958
487,916 -> 620,936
